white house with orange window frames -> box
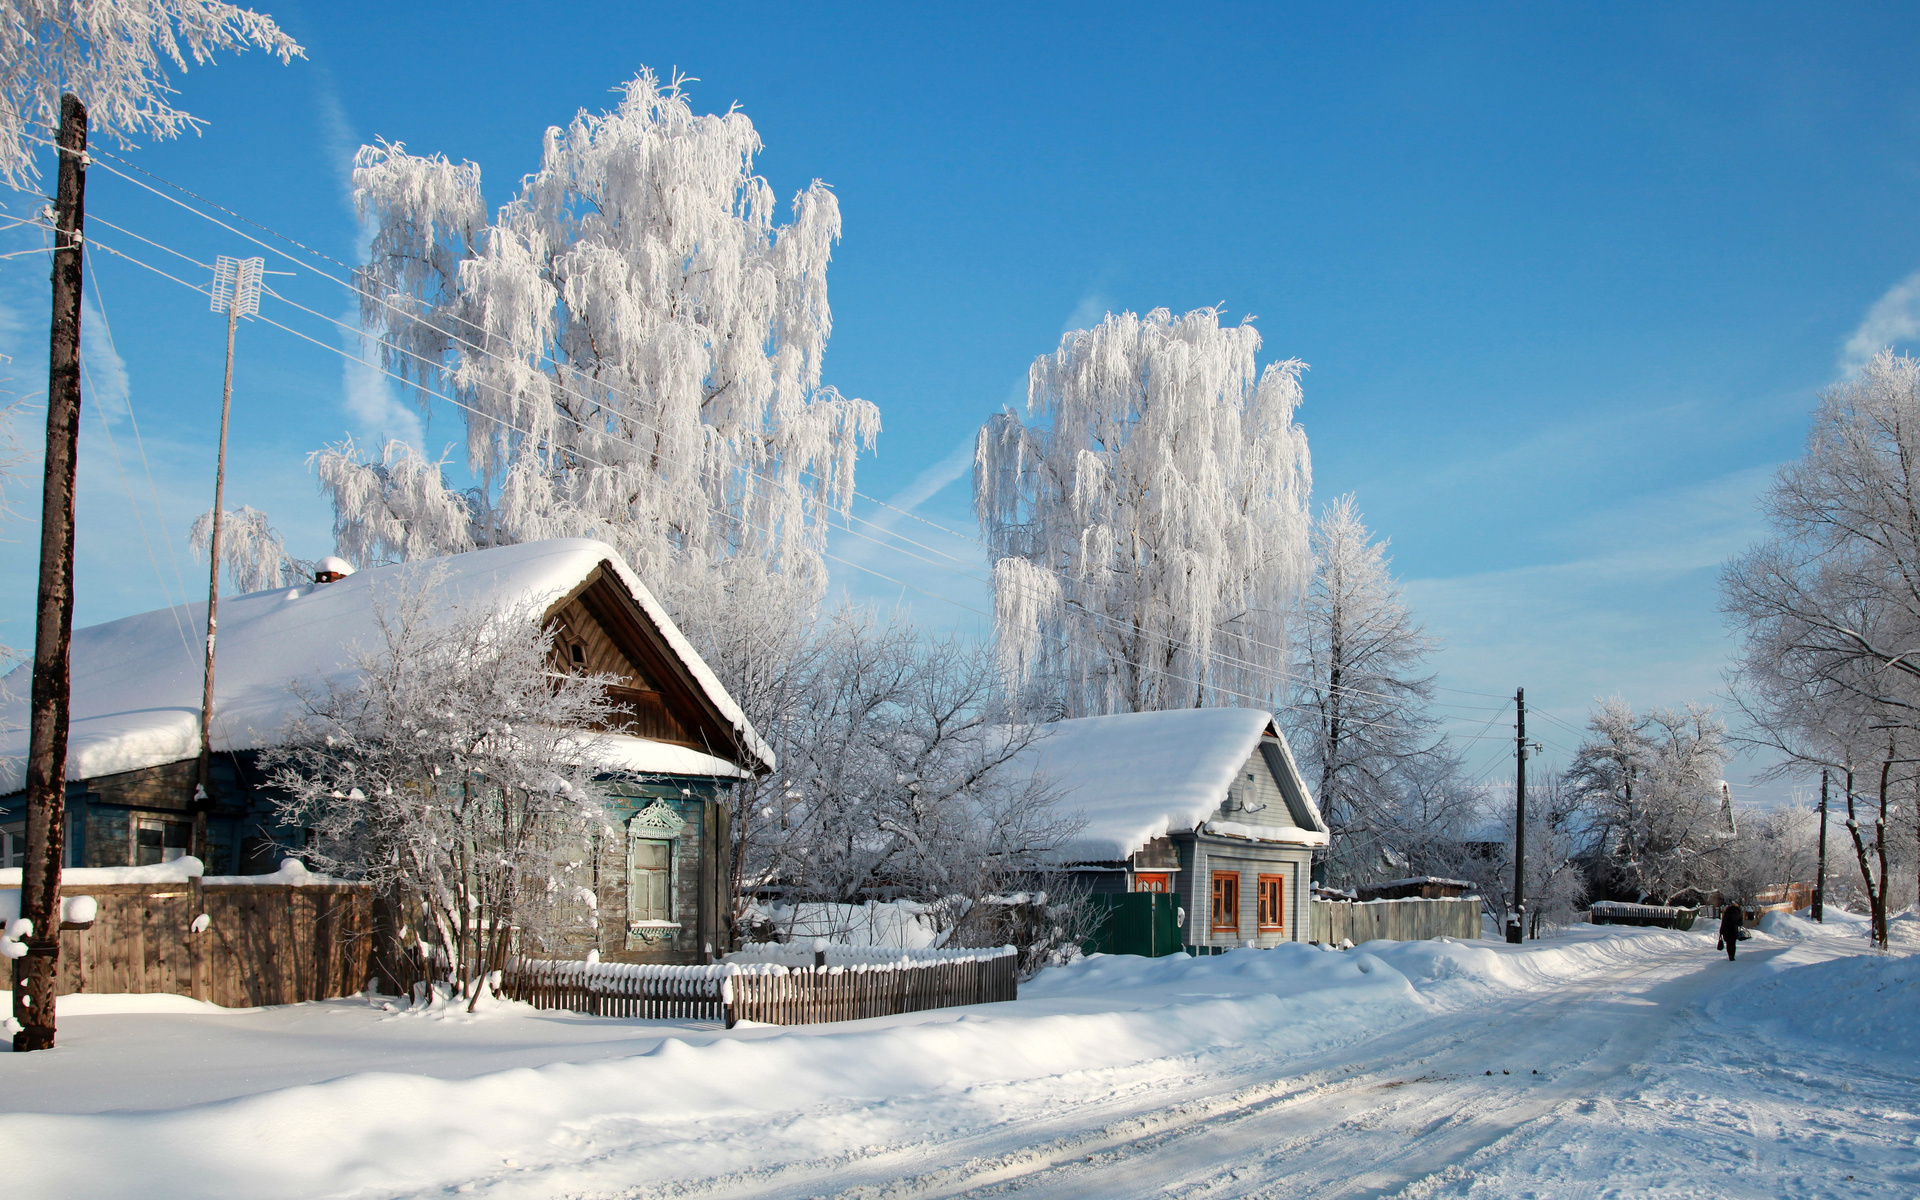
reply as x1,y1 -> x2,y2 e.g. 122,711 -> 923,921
1018,708 -> 1329,949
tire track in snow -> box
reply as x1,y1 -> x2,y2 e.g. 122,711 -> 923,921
572,936 -> 1728,1198
794,942 -> 1731,1200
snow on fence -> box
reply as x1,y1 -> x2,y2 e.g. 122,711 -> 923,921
498,947 -> 1019,1026
724,943 -> 1006,967
1310,896 -> 1480,944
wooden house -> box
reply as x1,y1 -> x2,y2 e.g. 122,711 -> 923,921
1017,708 -> 1329,949
0,538 -> 773,964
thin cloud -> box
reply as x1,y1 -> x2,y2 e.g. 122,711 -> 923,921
884,435 -> 976,515
309,69 -> 423,451
79,296 -> 129,424
1839,268 -> 1920,376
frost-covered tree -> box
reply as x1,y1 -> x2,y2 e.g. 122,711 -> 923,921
976,307 -> 1312,716
264,571 -> 627,1008
0,0 -> 301,187
1568,699 -> 1731,904
1721,350 -> 1920,945
323,70 -> 878,655
189,504 -> 309,592
1288,495 -> 1444,881
736,606 -> 1078,947
1453,772 -> 1590,935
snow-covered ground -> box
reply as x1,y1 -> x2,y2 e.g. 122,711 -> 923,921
1,915 -> 1912,1199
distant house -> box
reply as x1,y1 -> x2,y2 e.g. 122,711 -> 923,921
0,538 -> 773,964
1016,708 -> 1329,948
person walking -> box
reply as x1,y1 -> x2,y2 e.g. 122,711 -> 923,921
1716,902 -> 1744,961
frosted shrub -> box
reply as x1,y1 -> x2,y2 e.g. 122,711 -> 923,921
263,568 -> 628,1008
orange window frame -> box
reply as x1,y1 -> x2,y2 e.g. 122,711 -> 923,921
1135,872 -> 1171,893
1211,871 -> 1240,933
1257,874 -> 1286,931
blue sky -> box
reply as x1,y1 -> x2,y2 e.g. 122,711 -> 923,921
3,3 -> 1919,796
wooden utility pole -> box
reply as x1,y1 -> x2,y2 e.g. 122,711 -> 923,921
1508,686 -> 1527,945
13,94 -> 87,1054
194,255 -> 262,860
1814,769 -> 1828,923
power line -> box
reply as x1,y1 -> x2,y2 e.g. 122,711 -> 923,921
72,152 -> 1512,723
77,250 -> 196,659
70,161 -> 1528,739
88,226 -> 1476,745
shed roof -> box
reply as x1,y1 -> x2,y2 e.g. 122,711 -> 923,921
0,538 -> 773,791
1012,707 -> 1328,862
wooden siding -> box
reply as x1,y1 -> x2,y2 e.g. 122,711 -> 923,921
1178,834 -> 1315,948
543,567 -> 758,767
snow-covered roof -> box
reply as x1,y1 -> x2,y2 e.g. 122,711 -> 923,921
1012,708 -> 1328,862
0,538 -> 773,792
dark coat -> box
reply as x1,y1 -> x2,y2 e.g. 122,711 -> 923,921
1718,905 -> 1744,937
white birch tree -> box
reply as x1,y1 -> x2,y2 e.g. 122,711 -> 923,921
322,69 -> 878,650
190,504 -> 309,592
976,307 -> 1312,716
0,0 -> 302,187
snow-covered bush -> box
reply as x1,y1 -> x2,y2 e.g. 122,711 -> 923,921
262,567 -> 628,1007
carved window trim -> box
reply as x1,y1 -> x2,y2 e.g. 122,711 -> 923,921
625,799 -> 687,948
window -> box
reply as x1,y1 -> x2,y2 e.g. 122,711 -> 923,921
1258,874 -> 1285,931
1134,873 -> 1171,893
569,643 -> 587,670
628,838 -> 673,924
134,816 -> 191,866
1,821 -> 22,869
1211,871 -> 1240,933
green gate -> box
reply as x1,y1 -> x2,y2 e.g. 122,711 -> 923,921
1084,892 -> 1183,957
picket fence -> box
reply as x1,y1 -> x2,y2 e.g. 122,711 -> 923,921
499,946 -> 1019,1027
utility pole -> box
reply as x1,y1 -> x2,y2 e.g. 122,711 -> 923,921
13,94 -> 87,1053
1508,687 -> 1527,945
194,255 -> 263,861
1814,769 -> 1828,922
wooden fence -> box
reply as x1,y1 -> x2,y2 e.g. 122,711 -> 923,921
500,959 -> 735,1020
35,879 -> 371,1007
499,950 -> 1020,1027
1590,901 -> 1699,930
728,953 -> 1018,1025
1310,896 -> 1481,944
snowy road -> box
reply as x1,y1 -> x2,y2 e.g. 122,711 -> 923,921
609,937 -> 1843,1200
5,919 -> 1914,1199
